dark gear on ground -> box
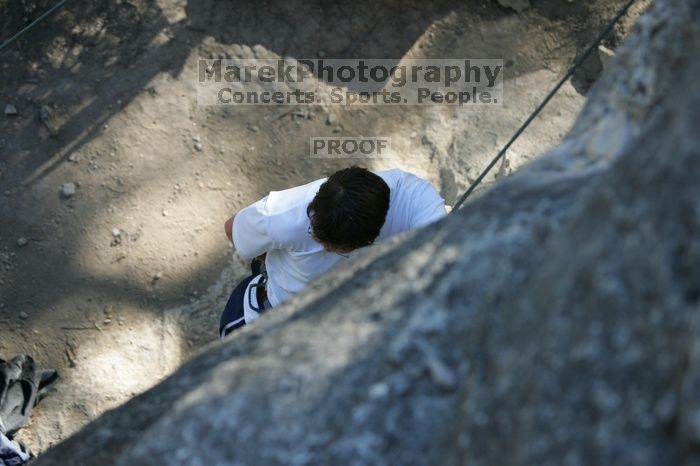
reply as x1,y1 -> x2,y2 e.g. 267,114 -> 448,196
0,355 -> 58,465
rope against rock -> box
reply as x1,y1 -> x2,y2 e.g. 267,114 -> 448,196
451,0 -> 637,212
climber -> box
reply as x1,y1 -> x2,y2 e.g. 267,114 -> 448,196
219,166 -> 446,337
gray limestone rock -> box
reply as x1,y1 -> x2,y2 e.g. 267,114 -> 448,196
497,0 -> 530,13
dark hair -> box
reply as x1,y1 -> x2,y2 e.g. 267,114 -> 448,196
307,166 -> 390,251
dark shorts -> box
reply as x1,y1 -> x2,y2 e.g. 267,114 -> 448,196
219,275 -> 255,338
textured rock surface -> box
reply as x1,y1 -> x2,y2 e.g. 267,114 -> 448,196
36,0 -> 700,464
496,0 -> 530,13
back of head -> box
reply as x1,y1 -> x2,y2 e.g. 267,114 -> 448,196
307,166 -> 390,252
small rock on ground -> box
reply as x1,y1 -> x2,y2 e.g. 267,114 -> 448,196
60,182 -> 77,198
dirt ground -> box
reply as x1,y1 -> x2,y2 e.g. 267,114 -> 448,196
0,0 -> 648,454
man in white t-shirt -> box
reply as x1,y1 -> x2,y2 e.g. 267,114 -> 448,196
219,166 -> 446,337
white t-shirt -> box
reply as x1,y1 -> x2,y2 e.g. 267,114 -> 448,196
232,169 -> 446,306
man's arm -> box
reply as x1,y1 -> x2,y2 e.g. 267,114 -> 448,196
224,215 -> 234,242
226,197 -> 274,259
226,215 -> 267,266
408,176 -> 447,228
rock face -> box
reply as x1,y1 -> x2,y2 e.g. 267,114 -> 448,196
35,0 -> 700,465
496,0 -> 530,13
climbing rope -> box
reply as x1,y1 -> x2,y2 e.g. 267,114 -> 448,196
0,0 -> 68,52
451,0 -> 637,212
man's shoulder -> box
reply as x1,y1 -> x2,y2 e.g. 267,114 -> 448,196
377,168 -> 433,195
265,177 -> 326,216
376,168 -> 407,183
380,168 -> 445,233
263,177 -> 325,249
